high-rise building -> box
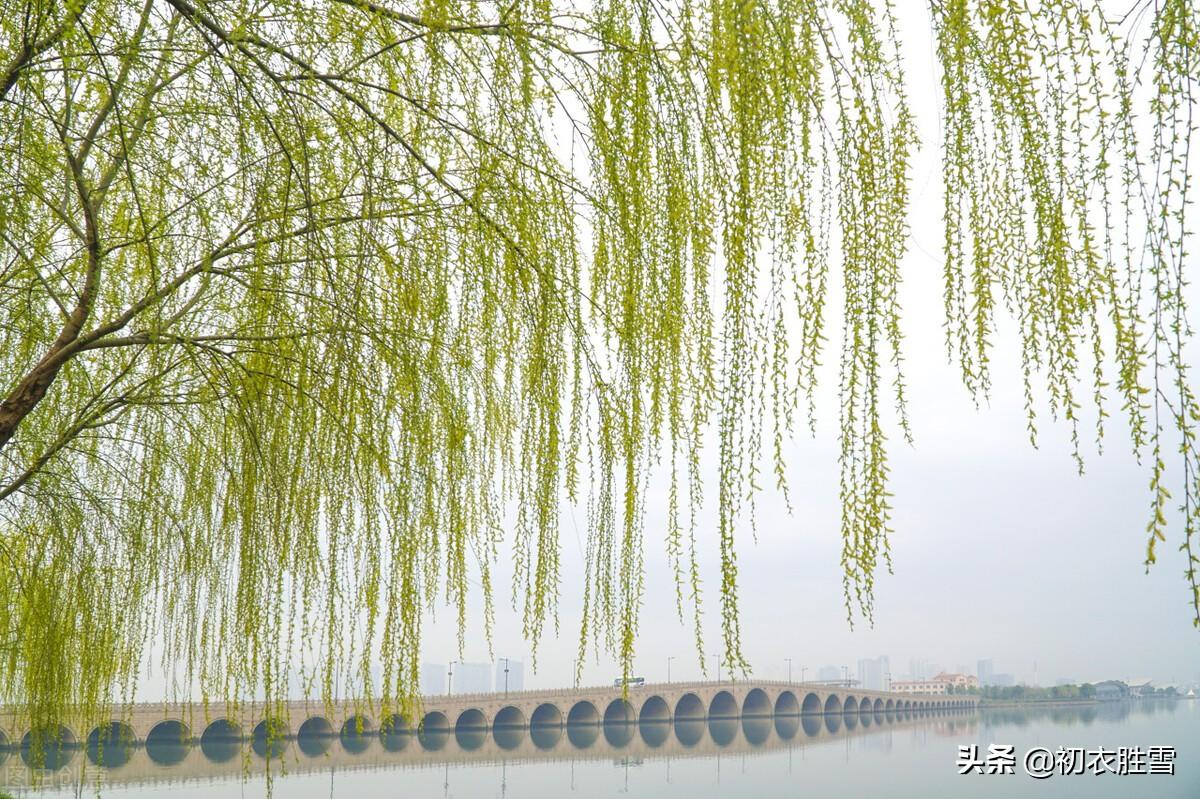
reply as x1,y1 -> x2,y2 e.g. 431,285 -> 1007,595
421,662 -> 446,696
908,659 -> 938,681
856,656 -> 890,690
496,659 -> 525,693
818,666 -> 841,682
452,662 -> 491,694
977,659 -> 995,686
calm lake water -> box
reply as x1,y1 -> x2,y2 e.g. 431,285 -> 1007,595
5,700 -> 1197,797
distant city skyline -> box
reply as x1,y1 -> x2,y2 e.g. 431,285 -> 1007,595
411,652 -> 1197,696
452,662 -> 491,694
496,659 -> 525,693
395,644 -> 1197,696
857,656 -> 890,690
817,666 -> 841,682
417,659 -> 528,696
420,662 -> 445,696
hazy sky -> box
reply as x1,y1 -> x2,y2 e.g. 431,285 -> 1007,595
413,1 -> 1200,692
424,286 -> 1200,690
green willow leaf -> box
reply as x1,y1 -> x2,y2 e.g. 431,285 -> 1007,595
0,0 -> 1196,736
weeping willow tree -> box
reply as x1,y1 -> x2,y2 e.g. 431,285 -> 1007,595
0,0 -> 1196,729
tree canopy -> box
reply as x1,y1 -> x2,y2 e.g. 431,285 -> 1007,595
0,0 -> 1196,726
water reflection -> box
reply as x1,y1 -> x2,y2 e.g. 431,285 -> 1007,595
529,726 -> 560,750
251,736 -> 286,760
341,716 -> 374,755
566,723 -> 598,749
201,720 -> 242,764
251,719 -> 288,760
145,739 -> 190,766
0,704 -> 982,787
494,726 -> 523,751
602,721 -> 633,748
297,731 -> 332,758
86,722 -> 135,768
21,725 -> 78,771
708,717 -> 737,746
674,717 -> 704,747
417,727 -> 449,752
774,714 -> 799,741
639,719 -> 670,748
455,727 -> 487,752
202,735 -> 241,764
741,716 -> 771,745
379,715 -> 411,753
983,699 -> 1177,729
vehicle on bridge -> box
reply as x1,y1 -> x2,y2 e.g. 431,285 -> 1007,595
613,676 -> 646,687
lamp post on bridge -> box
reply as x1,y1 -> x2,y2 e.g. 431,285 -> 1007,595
448,660 -> 460,696
502,657 -> 510,697
801,665 -> 807,683
842,665 -> 849,687
785,658 -> 793,683
667,656 -> 675,684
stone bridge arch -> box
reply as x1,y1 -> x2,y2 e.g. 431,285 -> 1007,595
742,688 -> 772,718
530,703 -> 561,728
494,705 -> 525,728
774,690 -> 800,716
640,695 -> 670,722
709,690 -> 738,720
567,700 -> 600,726
675,692 -> 705,720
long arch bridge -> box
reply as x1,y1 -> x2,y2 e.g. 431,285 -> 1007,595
0,680 -> 974,762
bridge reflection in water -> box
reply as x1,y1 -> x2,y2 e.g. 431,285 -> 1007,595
0,704 -> 979,789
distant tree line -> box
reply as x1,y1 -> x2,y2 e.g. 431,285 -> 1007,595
949,683 -> 1181,701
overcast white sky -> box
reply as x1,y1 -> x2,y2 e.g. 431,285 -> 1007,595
411,0 -> 1200,693
424,280 -> 1200,690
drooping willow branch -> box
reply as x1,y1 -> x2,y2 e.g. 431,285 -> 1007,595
930,0 -> 1199,624
0,0 -> 1196,740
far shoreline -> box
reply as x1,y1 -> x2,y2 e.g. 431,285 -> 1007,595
977,696 -> 1192,709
